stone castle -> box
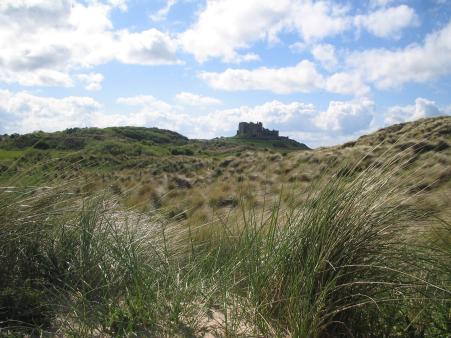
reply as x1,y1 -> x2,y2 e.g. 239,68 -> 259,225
236,122 -> 287,140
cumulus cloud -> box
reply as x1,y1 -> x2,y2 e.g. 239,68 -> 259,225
385,98 -> 448,125
369,0 -> 396,8
190,99 -> 377,147
179,0 -> 289,63
313,99 -> 375,133
108,96 -> 325,143
200,60 -> 369,96
107,0 -> 128,12
199,60 -> 325,94
354,5 -> 419,39
346,20 -> 451,90
288,1 -> 351,42
325,72 -> 370,96
150,0 -> 177,22
117,95 -> 174,112
195,101 -> 317,138
116,95 -> 191,131
311,44 -> 337,69
0,69 -> 74,87
178,1 -> 417,64
0,89 -> 385,148
176,0 -> 424,70
175,92 -> 222,107
116,95 -> 318,138
116,29 -> 179,65
0,0 -> 179,87
0,89 -> 102,133
179,0 -> 350,63
0,91 -> 187,135
76,73 -> 104,91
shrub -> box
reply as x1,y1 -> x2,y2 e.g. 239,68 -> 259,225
171,148 -> 194,156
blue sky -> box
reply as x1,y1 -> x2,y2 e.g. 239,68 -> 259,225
0,0 -> 450,147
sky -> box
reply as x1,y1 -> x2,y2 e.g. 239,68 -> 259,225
0,0 -> 450,148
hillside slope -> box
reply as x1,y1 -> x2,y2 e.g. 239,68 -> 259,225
343,116 -> 450,148
0,116 -> 449,223
0,126 -> 188,150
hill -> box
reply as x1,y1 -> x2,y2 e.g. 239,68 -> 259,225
0,116 -> 449,219
0,126 -> 188,151
0,125 -> 308,162
342,115 -> 450,148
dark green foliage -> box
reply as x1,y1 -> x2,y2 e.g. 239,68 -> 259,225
109,126 -> 188,144
0,286 -> 50,330
0,126 -> 188,152
171,147 -> 194,155
95,141 -> 142,156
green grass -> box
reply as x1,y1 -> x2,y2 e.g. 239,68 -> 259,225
215,136 -> 309,151
0,150 -> 23,160
0,153 -> 449,337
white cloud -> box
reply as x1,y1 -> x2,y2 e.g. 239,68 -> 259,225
385,98 -> 448,125
347,20 -> 451,89
0,90 -> 388,148
117,95 -> 174,112
192,99 -> 376,142
179,0 -> 289,63
288,1 -> 351,43
175,92 -> 222,107
285,130 -> 357,148
200,60 -> 369,96
195,100 -> 317,138
311,43 -> 337,69
116,95 -> 318,138
369,0 -> 397,9
289,41 -> 307,53
0,0 -> 179,87
0,69 -> 74,87
150,0 -> 177,22
179,0 -> 350,63
0,89 -> 102,133
116,29 -> 179,65
313,99 -> 375,133
199,60 -> 324,94
107,0 -> 128,12
325,72 -> 370,96
116,95 -> 191,131
354,5 -> 419,39
76,73 -> 104,91
0,91 -> 188,135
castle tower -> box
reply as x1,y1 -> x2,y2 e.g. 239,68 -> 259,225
236,122 -> 280,139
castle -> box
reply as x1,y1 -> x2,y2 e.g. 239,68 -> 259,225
236,122 -> 286,140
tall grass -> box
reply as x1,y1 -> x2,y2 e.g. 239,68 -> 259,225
0,157 -> 449,337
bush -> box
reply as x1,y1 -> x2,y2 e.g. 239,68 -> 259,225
171,148 -> 194,156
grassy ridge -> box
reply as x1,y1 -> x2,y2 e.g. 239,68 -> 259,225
0,125 -> 307,161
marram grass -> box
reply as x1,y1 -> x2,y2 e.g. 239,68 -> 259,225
0,154 -> 449,337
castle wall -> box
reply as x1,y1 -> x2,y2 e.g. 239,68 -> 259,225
236,122 -> 280,139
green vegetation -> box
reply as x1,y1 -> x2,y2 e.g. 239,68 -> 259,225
0,117 -> 450,336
